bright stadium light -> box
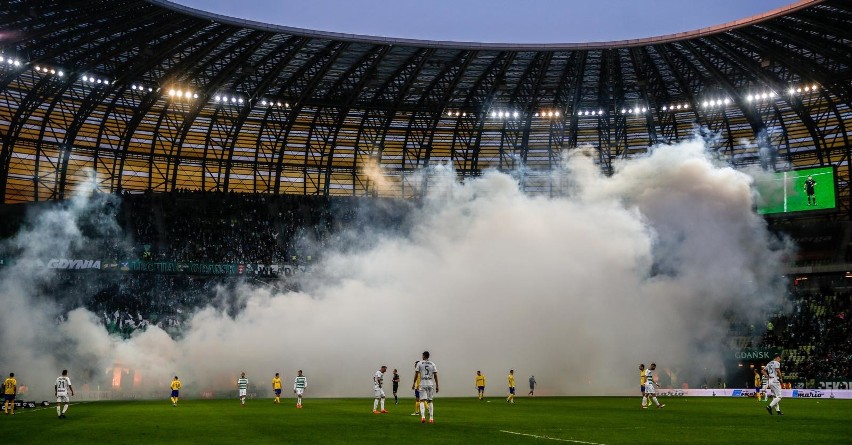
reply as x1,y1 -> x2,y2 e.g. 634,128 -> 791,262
554,111 -> 560,117
513,111 -> 519,119
548,111 -> 553,117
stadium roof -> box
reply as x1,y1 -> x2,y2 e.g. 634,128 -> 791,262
0,0 -> 849,212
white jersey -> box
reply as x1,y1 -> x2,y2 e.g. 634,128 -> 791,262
416,360 -> 437,387
56,376 -> 72,396
644,369 -> 655,388
373,370 -> 384,390
765,360 -> 781,381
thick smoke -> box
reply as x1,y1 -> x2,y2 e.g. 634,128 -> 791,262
0,138 -> 791,399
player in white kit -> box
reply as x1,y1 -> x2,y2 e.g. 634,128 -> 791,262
762,354 -> 784,415
373,365 -> 388,414
642,363 -> 665,409
413,351 -> 439,424
55,369 -> 74,418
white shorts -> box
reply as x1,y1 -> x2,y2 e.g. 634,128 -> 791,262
645,384 -> 656,395
769,380 -> 782,398
239,389 -> 247,397
56,395 -> 69,403
295,388 -> 304,396
418,384 -> 435,401
374,388 -> 385,398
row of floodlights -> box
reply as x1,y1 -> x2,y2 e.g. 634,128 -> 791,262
130,84 -> 155,93
33,65 -> 64,77
168,89 -> 199,99
0,56 -> 22,67
80,75 -> 113,85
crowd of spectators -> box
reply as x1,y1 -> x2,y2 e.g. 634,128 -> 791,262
2,190 -> 849,382
760,288 -> 852,383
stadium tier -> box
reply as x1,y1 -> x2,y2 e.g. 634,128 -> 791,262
1,0 -> 852,405
0,0 -> 849,211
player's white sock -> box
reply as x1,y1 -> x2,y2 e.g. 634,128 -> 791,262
62,404 -> 69,414
652,397 -> 660,406
380,399 -> 385,410
419,401 -> 425,418
641,396 -> 647,406
428,401 -> 434,419
373,399 -> 379,411
57,405 -> 61,415
297,396 -> 302,405
769,398 -> 780,410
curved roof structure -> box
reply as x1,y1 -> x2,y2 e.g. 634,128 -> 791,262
0,0 -> 850,212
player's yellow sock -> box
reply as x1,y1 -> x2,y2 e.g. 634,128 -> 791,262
414,400 -> 420,414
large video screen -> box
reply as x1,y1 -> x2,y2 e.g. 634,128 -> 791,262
755,166 -> 837,215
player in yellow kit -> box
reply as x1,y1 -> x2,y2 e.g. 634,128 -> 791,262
506,370 -> 515,404
475,371 -> 486,400
170,376 -> 182,407
411,361 -> 422,416
272,373 -> 283,404
3,373 -> 17,415
639,364 -> 647,408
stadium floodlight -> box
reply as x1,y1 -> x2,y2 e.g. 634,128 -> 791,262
214,95 -> 221,102
513,111 -> 519,119
57,70 -> 63,77
796,87 -> 802,92
621,109 -> 626,114
723,98 -> 731,105
788,87 -> 795,95
168,89 -> 176,96
534,112 -> 539,117
13,60 -> 20,66
284,102 -> 289,108
238,98 -> 244,104
193,93 -> 198,99
746,95 -> 753,102
641,107 -> 647,113
662,105 -> 668,111
811,84 -> 818,91
554,111 -> 560,117
261,100 -> 267,106
277,102 -> 283,107
548,111 -> 554,117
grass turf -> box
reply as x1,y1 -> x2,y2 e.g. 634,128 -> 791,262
2,396 -> 851,444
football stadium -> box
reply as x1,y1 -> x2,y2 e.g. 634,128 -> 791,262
1,0 -> 851,443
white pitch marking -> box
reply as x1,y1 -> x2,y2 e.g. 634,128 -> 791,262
500,430 -> 606,444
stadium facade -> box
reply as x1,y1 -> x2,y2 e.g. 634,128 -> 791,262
0,0 -> 849,211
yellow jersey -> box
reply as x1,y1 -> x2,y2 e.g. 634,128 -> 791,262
640,370 -> 647,386
414,373 -> 421,388
170,380 -> 182,391
508,374 -> 515,388
272,377 -> 282,390
4,377 -> 16,395
475,375 -> 486,387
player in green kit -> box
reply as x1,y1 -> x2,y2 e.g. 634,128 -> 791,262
237,372 -> 249,406
293,370 -> 307,408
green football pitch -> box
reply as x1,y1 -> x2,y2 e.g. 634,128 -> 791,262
3,396 -> 851,444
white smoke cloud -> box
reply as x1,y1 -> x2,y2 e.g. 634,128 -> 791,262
0,139 -> 791,400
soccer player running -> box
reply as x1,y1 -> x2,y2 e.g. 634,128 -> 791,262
506,370 -> 516,404
170,376 -> 182,407
272,373 -> 282,404
528,375 -> 536,397
237,372 -> 249,407
639,364 -> 647,408
373,365 -> 388,414
413,351 -> 438,424
475,370 -> 486,400
762,354 -> 784,415
55,370 -> 74,418
392,369 -> 400,405
293,370 -> 307,408
642,363 -> 665,409
3,372 -> 16,415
